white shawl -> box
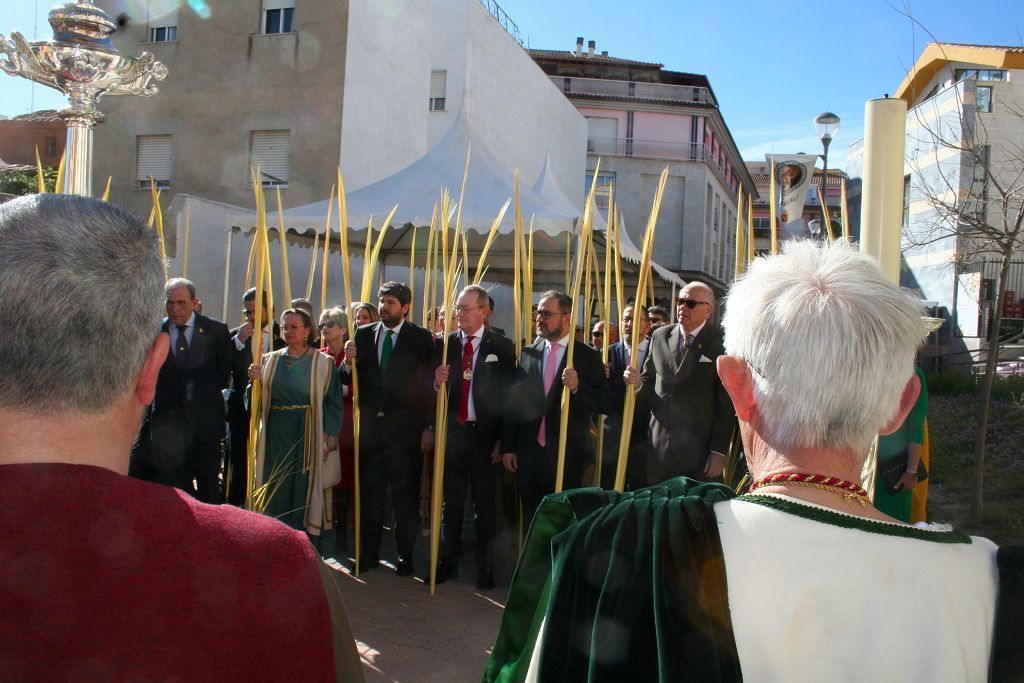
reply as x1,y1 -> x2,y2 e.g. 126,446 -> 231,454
252,348 -> 336,535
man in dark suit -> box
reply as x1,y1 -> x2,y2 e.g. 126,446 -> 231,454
225,288 -> 283,507
149,278 -> 232,503
343,281 -> 434,576
601,303 -> 651,489
432,285 -> 516,589
625,281 -> 735,484
501,291 -> 605,523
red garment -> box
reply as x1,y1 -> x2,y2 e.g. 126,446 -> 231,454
0,463 -> 335,681
321,346 -> 355,490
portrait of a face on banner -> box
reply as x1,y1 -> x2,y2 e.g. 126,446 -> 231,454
768,153 -> 819,239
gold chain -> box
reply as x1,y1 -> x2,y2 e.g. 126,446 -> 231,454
759,480 -> 869,507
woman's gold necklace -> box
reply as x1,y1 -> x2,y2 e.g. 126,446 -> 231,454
283,348 -> 308,370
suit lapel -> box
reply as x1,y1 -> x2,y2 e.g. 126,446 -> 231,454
450,331 -> 464,406
676,325 -> 707,378
668,324 -> 684,371
187,315 -> 208,369
524,341 -> 547,404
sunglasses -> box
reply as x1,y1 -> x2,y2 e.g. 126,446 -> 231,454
318,320 -> 339,329
534,310 -> 563,320
677,299 -> 711,309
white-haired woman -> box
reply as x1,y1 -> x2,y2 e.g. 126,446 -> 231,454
319,306 -> 354,556
247,308 -> 343,544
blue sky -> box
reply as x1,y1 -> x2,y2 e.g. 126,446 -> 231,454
2,0 -> 1021,171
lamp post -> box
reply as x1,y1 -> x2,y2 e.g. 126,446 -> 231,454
1,1 -> 167,196
813,111 -> 840,239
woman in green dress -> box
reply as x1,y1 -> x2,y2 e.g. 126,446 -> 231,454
873,366 -> 928,522
247,308 -> 343,543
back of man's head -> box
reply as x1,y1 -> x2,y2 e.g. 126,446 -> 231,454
0,195 -> 163,415
722,240 -> 926,453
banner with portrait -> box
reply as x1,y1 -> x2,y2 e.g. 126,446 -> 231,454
767,154 -> 819,239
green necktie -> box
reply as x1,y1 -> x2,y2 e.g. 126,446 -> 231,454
380,329 -> 395,374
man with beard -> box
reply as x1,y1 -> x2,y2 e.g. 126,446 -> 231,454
501,291 -> 605,522
343,282 -> 434,576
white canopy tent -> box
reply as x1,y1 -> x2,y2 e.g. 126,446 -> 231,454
205,112 -> 684,334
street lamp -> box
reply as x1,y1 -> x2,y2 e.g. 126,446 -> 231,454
813,111 -> 840,239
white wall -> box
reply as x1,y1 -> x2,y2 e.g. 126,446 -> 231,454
341,0 -> 585,209
460,0 -> 586,203
340,0 -> 433,191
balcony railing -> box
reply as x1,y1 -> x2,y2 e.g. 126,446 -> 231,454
553,76 -> 716,107
587,137 -> 732,187
479,0 -> 524,46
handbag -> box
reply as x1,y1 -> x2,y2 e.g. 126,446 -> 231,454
322,447 -> 342,488
877,449 -> 928,495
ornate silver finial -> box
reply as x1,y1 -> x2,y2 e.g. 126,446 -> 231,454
1,1 -> 169,195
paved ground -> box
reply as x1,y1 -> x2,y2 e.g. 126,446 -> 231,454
326,553 -> 508,682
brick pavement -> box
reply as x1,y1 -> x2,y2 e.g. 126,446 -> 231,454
327,558 -> 506,682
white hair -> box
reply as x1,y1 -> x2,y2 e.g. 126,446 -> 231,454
722,240 -> 927,453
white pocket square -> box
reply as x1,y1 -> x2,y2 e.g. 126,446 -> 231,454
699,355 -> 713,363
485,354 -> 498,362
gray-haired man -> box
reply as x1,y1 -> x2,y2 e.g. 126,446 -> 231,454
147,276 -> 232,503
0,195 -> 361,680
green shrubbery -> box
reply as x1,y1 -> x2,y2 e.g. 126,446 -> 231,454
926,369 -> 1024,401
0,169 -> 58,202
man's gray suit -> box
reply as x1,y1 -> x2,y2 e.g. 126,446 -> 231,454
638,322 -> 735,484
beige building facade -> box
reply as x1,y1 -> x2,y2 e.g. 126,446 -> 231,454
531,39 -> 756,293
94,0 -> 348,220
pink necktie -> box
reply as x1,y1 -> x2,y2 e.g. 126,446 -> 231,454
537,342 -> 561,447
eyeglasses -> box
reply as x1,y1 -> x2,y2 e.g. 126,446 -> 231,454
453,305 -> 482,314
318,320 -> 338,329
677,299 -> 711,309
534,309 -> 563,320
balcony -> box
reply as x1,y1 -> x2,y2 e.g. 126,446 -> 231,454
587,137 -> 732,188
552,76 -> 716,107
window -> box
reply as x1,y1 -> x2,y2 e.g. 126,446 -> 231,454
585,172 -> 615,209
150,26 -> 177,41
753,216 -> 772,231
429,70 -> 447,112
902,174 -> 911,228
263,0 -> 295,34
44,137 -> 57,157
149,8 -> 178,42
586,117 -> 618,155
955,69 -> 1006,82
250,130 -> 290,186
136,135 -> 173,189
976,85 -> 993,113
969,145 -> 990,221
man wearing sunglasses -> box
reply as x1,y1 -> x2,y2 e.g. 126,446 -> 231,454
226,288 -> 284,506
625,281 -> 735,484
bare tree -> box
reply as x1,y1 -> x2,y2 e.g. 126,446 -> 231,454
901,45 -> 1024,523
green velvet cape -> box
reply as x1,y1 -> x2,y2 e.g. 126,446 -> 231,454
484,478 -> 741,682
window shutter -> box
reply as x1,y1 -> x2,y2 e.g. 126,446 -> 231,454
263,0 -> 295,10
430,71 -> 447,99
251,130 -> 290,185
149,8 -> 178,28
136,135 -> 172,186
